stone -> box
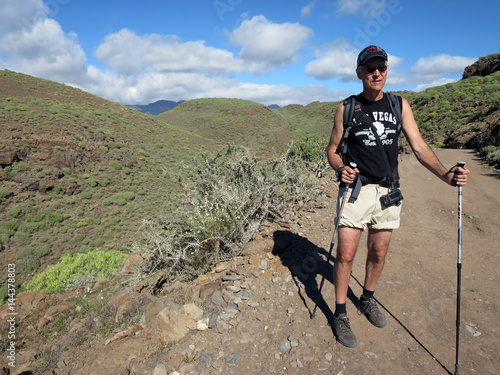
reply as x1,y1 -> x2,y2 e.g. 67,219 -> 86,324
199,281 -> 222,299
222,274 -> 242,281
152,364 -> 168,375
239,290 -> 251,300
278,340 -> 291,353
226,285 -> 241,293
225,353 -> 240,368
121,254 -> 143,273
110,329 -> 131,342
258,259 -> 268,270
196,317 -> 210,331
156,306 -> 196,343
214,262 -> 230,273
211,290 -> 226,308
182,303 -> 204,321
208,312 -> 219,329
240,238 -> 274,256
168,355 -> 185,369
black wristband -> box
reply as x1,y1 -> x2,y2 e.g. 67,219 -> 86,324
336,166 -> 345,180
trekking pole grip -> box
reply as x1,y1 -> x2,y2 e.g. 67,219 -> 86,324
451,161 -> 466,187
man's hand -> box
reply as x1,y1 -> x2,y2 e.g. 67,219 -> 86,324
449,165 -> 470,186
339,165 -> 359,184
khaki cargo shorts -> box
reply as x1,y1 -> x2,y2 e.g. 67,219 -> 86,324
339,184 -> 402,230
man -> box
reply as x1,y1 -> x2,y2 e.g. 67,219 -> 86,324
326,45 -> 469,348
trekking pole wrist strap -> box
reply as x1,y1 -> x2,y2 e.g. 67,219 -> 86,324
336,166 -> 345,180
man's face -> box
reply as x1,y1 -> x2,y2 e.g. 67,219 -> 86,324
357,57 -> 388,91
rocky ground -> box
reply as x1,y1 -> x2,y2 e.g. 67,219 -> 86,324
1,148 -> 499,375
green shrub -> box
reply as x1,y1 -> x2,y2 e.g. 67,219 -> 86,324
8,205 -> 22,218
17,257 -> 41,274
3,166 -> 14,180
109,161 -> 123,170
18,222 -> 46,234
45,211 -> 64,225
0,187 -> 12,201
108,141 -> 121,150
81,190 -> 93,199
12,161 -> 28,172
284,135 -> 329,177
25,250 -> 128,293
0,287 -> 8,305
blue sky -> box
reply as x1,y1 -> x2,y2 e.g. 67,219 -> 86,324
0,0 -> 498,106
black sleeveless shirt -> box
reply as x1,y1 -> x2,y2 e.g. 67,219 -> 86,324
344,93 -> 402,182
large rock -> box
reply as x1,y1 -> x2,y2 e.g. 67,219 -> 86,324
156,306 -> 196,343
462,52 -> 500,79
240,238 -> 274,256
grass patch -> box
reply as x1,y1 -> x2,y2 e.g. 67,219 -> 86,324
25,250 -> 128,293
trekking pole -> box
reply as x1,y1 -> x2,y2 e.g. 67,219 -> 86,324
454,161 -> 466,375
312,162 -> 357,319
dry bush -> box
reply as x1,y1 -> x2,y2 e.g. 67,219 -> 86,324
132,144 -> 320,285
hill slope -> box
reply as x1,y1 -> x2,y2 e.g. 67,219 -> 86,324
0,70 -> 219,284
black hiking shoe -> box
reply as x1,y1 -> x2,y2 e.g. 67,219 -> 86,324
358,296 -> 387,328
332,313 -> 357,348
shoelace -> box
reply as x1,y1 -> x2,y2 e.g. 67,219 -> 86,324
335,316 -> 352,332
358,298 -> 377,315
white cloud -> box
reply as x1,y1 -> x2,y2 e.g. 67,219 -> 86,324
0,0 -> 48,34
305,41 -> 359,81
94,29 -> 242,76
414,77 -> 458,92
410,54 -> 477,76
301,1 -> 317,17
0,0 -> 87,84
405,54 -> 476,91
336,0 -> 387,18
228,15 -> 313,69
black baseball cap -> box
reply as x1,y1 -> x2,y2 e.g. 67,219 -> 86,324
357,45 -> 388,67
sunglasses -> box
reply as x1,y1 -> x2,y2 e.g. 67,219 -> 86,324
366,64 -> 388,73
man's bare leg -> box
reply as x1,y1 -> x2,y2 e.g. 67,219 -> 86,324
358,228 -> 392,328
332,226 -> 362,348
364,228 -> 392,291
333,226 -> 362,304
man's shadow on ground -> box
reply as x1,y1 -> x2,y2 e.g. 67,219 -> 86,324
272,229 -> 453,375
271,230 -> 359,325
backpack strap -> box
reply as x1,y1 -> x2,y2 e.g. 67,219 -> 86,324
385,92 -> 402,134
340,95 -> 357,156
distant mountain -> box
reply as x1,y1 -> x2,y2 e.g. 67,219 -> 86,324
129,99 -> 279,114
127,99 -> 185,115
